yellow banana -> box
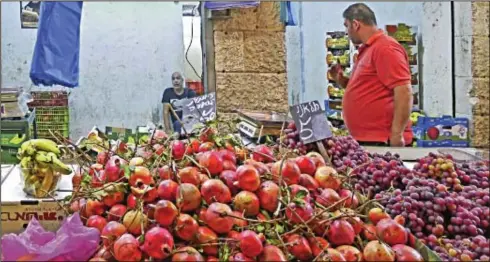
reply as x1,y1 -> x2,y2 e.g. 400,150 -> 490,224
29,139 -> 61,155
27,175 -> 39,185
19,141 -> 37,157
49,174 -> 61,192
46,152 -> 71,175
20,156 -> 33,169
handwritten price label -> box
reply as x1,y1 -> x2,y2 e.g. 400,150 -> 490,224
182,92 -> 217,133
290,101 -> 332,144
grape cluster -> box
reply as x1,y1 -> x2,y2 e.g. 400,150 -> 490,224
322,136 -> 370,172
434,236 -> 490,262
413,154 -> 490,190
278,122 -> 314,154
350,153 -> 409,196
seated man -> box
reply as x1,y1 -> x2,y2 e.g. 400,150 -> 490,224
162,72 -> 196,135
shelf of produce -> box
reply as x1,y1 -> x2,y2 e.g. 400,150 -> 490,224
364,146 -> 487,161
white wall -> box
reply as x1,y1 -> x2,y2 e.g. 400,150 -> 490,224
286,2 -> 454,117
183,16 -> 203,82
1,2 -> 185,140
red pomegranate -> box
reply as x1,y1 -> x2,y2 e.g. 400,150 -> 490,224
308,237 -> 330,257
239,230 -> 264,257
252,145 -> 275,163
177,167 -> 200,186
86,199 -> 105,217
363,224 -> 378,241
219,170 -> 239,195
298,174 -> 320,192
368,207 -> 390,225
113,233 -> 142,261
327,220 -> 356,246
86,215 -> 107,233
285,202 -> 314,224
104,156 -> 127,182
295,156 -> 317,175
284,234 -> 313,261
230,252 -> 254,262
233,191 -> 260,217
336,245 -> 363,261
176,183 -> 202,212
199,151 -> 224,175
155,165 -> 173,180
271,160 -> 301,185
172,140 -> 186,160
363,241 -> 395,262
101,221 -> 127,247
126,194 -> 137,209
315,188 -> 341,209
157,180 -> 179,202
102,192 -> 124,207
152,200 -> 178,227
141,227 -> 174,259
223,160 -> 237,171
338,189 -> 359,208
256,181 -> 280,213
318,248 -> 347,261
122,210 -> 148,235
219,149 -> 237,164
97,151 -> 110,165
205,203 -> 234,234
392,244 -> 424,262
258,245 -> 287,261
171,246 -> 204,261
306,152 -> 327,168
376,218 -> 408,245
175,214 -> 199,241
235,165 -> 261,192
244,159 -> 270,176
347,216 -> 364,235
201,179 -> 232,204
315,166 -> 342,190
196,226 -> 218,256
107,204 -> 127,222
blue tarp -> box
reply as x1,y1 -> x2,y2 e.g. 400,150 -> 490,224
204,1 -> 259,10
30,2 -> 83,88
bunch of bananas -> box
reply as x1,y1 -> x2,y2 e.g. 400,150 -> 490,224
17,139 -> 72,198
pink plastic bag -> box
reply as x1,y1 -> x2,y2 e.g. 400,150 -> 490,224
1,212 -> 100,261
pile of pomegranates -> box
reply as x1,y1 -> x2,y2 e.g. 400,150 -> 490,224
68,127 -> 429,262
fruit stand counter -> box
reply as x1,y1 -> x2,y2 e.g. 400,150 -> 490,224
364,146 -> 488,161
1,164 -> 16,185
0,165 -> 76,236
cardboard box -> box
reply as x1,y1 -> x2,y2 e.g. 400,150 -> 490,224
105,126 -> 135,144
415,115 -> 470,148
1,165 -> 75,235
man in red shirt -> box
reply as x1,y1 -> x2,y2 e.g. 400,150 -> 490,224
331,3 -> 413,147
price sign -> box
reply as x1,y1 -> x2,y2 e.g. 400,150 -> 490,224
289,100 -> 332,144
182,92 -> 217,133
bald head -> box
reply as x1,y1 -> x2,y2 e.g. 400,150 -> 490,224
343,3 -> 377,26
171,72 -> 183,88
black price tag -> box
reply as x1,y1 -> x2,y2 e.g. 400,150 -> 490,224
290,100 -> 332,144
182,92 -> 217,133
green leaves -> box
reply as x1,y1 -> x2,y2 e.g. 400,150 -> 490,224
218,242 -> 230,262
414,237 -> 441,262
122,165 -> 131,179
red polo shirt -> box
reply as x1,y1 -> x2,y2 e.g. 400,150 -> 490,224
343,30 -> 413,145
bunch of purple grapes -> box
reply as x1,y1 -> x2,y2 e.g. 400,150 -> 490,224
350,153 -> 410,196
278,122 -> 314,155
433,236 -> 490,262
376,179 -> 448,240
322,136 -> 370,172
456,162 -> 490,189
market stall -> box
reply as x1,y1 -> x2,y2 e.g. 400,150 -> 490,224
1,118 -> 488,262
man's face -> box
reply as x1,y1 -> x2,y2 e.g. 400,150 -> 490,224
344,19 -> 362,45
172,73 -> 183,88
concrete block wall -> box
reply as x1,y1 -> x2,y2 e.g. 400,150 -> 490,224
471,2 -> 490,148
213,2 -> 288,130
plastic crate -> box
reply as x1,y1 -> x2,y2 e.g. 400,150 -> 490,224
36,107 -> 69,124
28,91 -> 68,107
37,122 -> 69,138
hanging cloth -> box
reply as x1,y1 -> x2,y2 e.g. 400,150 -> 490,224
30,2 -> 83,88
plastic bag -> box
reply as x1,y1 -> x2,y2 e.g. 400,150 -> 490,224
1,212 -> 100,261
20,166 -> 62,198
30,2 -> 83,88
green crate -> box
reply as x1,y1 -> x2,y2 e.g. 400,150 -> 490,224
1,109 -> 37,164
37,122 -> 69,139
36,107 -> 69,124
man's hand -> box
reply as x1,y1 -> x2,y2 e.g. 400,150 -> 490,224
389,133 -> 405,147
330,62 -> 349,89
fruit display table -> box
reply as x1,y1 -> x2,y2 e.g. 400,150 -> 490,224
0,165 -> 76,235
364,146 -> 488,161
1,164 -> 16,185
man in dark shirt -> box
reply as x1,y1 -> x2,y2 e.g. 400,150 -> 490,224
162,72 -> 197,134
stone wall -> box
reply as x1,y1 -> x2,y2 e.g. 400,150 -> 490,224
471,2 -> 490,148
213,2 -> 288,128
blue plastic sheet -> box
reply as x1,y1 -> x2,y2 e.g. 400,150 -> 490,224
204,1 -> 259,10
30,2 -> 83,88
